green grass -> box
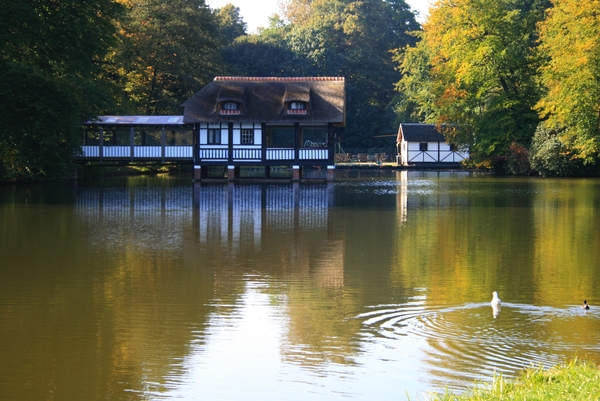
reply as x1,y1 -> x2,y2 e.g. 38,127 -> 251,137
427,359 -> 600,401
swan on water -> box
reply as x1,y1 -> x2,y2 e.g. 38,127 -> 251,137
582,300 -> 590,310
490,291 -> 502,318
491,291 -> 502,307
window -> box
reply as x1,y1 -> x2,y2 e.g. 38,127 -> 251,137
268,127 -> 294,147
241,129 -> 254,144
288,101 -> 307,115
221,102 -> 240,115
419,142 -> 428,151
302,127 -> 327,147
208,129 -> 220,144
449,143 -> 456,151
223,102 -> 239,110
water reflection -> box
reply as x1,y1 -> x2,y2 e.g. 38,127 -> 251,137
1,174 -> 600,400
193,183 -> 334,251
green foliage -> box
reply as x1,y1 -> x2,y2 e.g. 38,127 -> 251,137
220,17 -> 310,77
0,64 -> 79,181
536,0 -> 600,164
528,123 -> 584,177
0,0 -> 125,181
286,0 -> 420,147
214,4 -> 247,44
115,0 -> 223,114
397,0 -> 547,167
222,35 -> 309,77
394,33 -> 435,123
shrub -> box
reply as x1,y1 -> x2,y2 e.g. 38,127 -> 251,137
528,124 -> 581,177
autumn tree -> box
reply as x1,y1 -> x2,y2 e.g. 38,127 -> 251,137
0,0 -> 125,181
535,0 -> 600,165
115,0 -> 223,115
279,0 -> 313,25
397,0 -> 548,167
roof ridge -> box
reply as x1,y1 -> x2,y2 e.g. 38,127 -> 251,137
214,76 -> 344,82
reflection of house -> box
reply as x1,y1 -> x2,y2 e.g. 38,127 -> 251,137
194,183 -> 334,252
396,124 -> 468,167
81,77 -> 346,182
396,170 -> 472,225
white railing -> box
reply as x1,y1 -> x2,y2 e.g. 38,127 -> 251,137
200,148 -> 228,160
134,146 -> 161,158
80,145 -> 193,159
266,148 -> 294,160
79,145 -> 331,162
165,146 -> 193,158
300,148 -> 328,160
81,146 -> 99,157
233,148 -> 261,160
103,146 -> 130,158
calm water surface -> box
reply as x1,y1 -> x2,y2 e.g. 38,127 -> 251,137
1,171 -> 600,400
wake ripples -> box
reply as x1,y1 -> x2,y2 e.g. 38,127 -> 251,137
357,301 -> 600,388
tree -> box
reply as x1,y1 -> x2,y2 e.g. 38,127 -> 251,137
0,0 -> 125,181
220,14 -> 311,76
214,4 -> 247,44
115,0 -> 224,115
393,32 -> 435,123
284,0 -> 420,147
397,0 -> 548,167
536,0 -> 600,164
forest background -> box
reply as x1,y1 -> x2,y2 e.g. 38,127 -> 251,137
1,0 -> 599,181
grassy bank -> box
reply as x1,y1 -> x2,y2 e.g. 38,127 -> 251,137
429,360 -> 600,401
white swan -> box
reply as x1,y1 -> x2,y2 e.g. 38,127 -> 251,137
491,291 -> 502,307
491,291 -> 502,318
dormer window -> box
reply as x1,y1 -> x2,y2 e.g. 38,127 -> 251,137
221,102 -> 240,115
288,101 -> 307,115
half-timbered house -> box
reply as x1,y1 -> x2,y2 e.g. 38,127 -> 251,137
80,76 -> 346,181
183,76 -> 345,180
396,123 -> 468,167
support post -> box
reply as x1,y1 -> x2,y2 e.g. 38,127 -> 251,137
292,165 -> 301,182
161,126 -> 166,162
130,126 -> 135,161
99,127 -> 104,161
227,165 -> 235,181
193,165 -> 202,181
327,165 -> 335,182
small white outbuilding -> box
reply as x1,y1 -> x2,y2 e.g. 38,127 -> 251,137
396,123 -> 469,167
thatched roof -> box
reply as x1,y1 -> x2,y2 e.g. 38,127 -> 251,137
397,124 -> 446,144
182,77 -> 346,125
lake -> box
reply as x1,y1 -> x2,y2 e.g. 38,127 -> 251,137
1,170 -> 599,400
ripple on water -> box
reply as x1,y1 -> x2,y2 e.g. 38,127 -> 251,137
357,301 -> 600,390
